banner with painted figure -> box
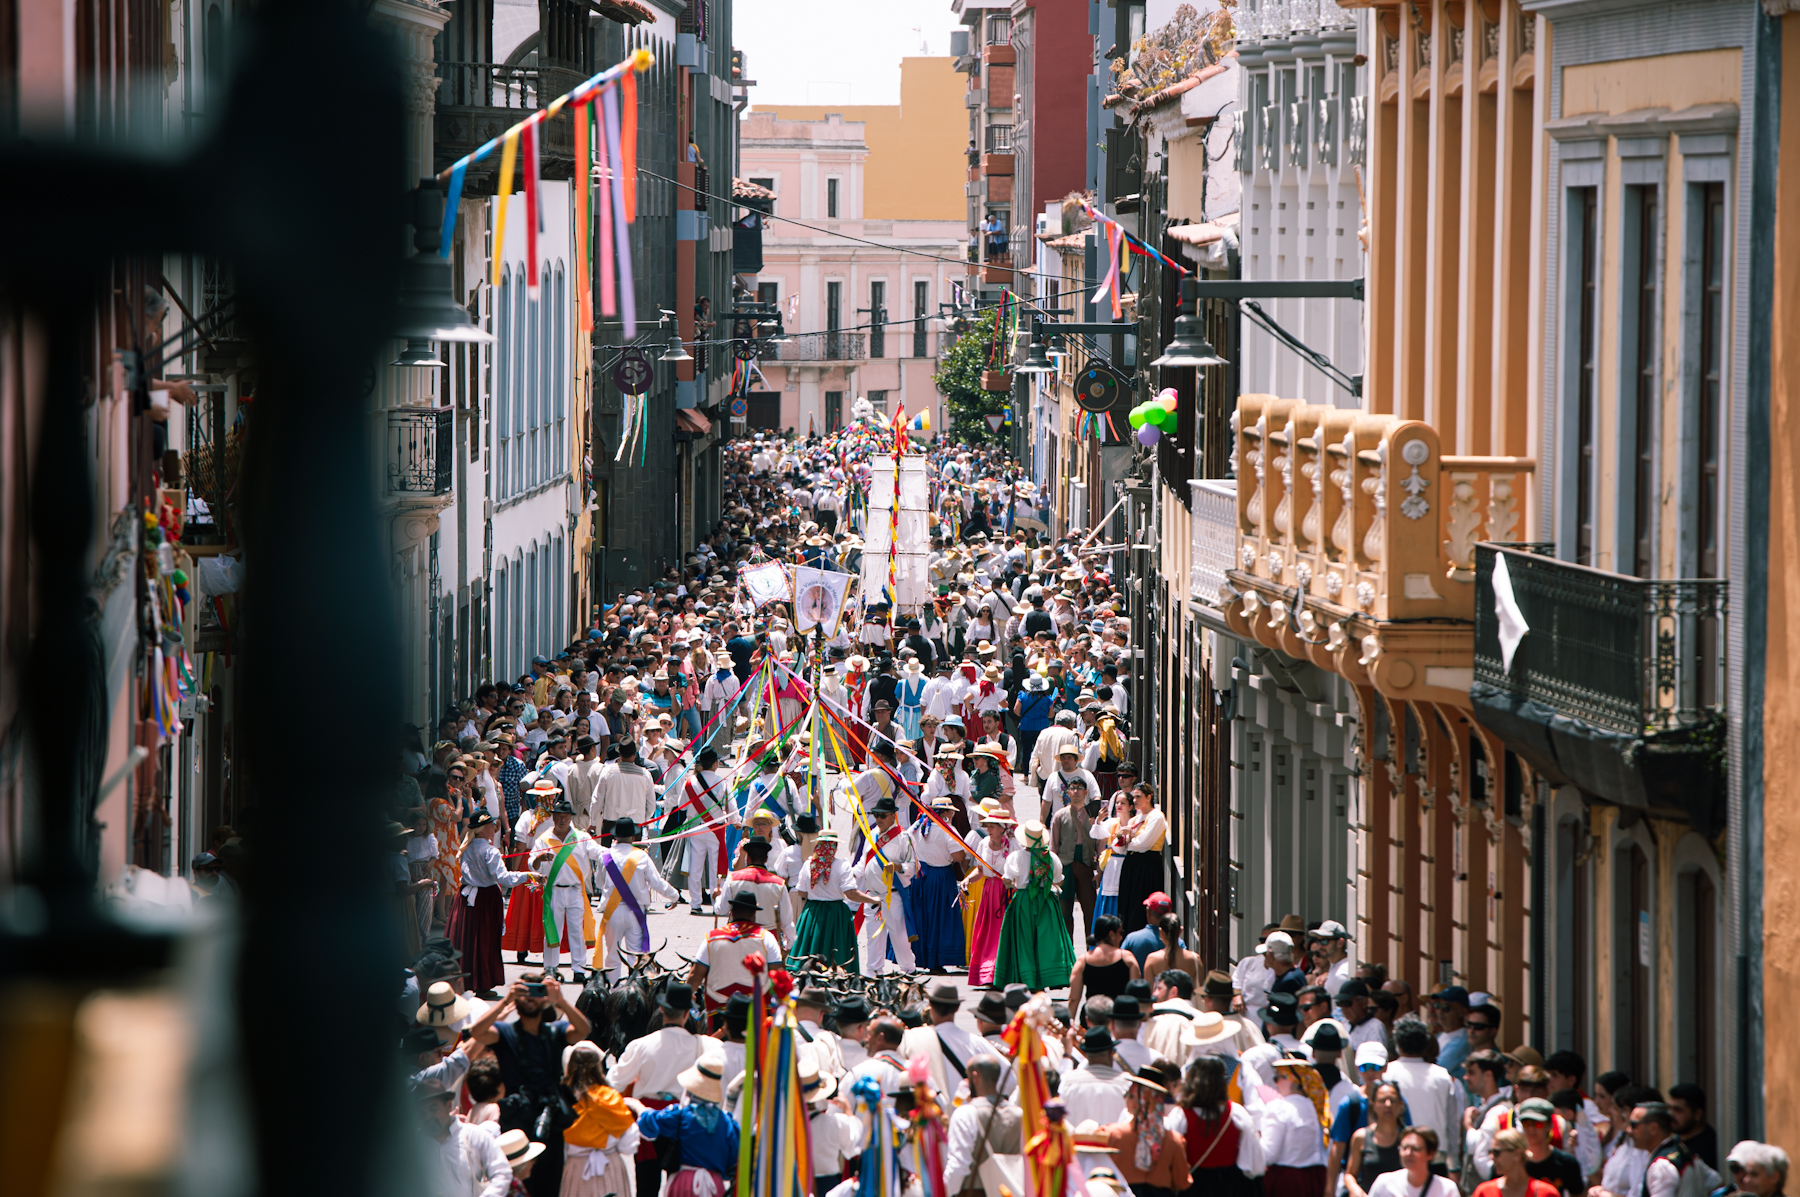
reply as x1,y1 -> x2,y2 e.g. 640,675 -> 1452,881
741,561 -> 792,608
791,566 -> 853,635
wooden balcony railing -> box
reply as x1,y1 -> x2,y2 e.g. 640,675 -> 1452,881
1231,395 -> 1535,625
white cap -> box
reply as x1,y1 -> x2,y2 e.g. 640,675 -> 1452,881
1263,931 -> 1295,952
1355,1041 -> 1390,1069
1311,919 -> 1350,940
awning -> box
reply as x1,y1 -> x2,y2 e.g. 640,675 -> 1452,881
677,408 -> 712,434
1167,221 -> 1227,247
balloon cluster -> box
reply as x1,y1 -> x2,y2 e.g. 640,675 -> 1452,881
1127,388 -> 1180,446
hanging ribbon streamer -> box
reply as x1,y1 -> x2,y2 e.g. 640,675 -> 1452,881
490,128 -> 520,288
601,84 -> 638,338
1080,199 -> 1191,277
574,102 -> 593,332
596,97 -> 616,318
439,161 -> 467,260
620,68 -> 639,223
522,120 -> 541,296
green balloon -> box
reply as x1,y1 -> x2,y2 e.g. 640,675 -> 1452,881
1147,406 -> 1168,426
1127,407 -> 1148,429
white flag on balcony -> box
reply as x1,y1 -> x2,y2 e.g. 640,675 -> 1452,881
1493,552 -> 1530,674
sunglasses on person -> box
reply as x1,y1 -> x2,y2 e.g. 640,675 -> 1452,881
1467,1018 -> 1497,1031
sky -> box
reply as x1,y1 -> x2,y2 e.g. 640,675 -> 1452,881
734,0 -> 960,108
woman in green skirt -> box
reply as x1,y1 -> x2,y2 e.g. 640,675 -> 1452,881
787,830 -> 876,968
992,819 -> 1076,990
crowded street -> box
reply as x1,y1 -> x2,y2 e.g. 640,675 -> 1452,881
4,0 -> 1797,1196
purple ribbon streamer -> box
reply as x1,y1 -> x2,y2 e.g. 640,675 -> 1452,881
601,86 -> 636,338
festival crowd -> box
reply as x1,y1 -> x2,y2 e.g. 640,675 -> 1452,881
362,425 -> 1780,1197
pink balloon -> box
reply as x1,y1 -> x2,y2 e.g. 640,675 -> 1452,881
1137,425 -> 1162,446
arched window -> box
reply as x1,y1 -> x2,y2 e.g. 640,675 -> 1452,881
1553,812 -> 1590,1058
552,532 -> 565,644
526,268 -> 540,491
1674,848 -> 1719,1102
526,543 -> 539,659
540,261 -> 553,485
494,563 -> 508,682
550,264 -> 565,478
497,265 -> 511,499
1613,838 -> 1653,1083
511,550 -> 524,675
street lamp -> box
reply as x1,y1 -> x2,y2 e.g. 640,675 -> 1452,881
395,180 -> 493,345
1014,320 -> 1056,374
1151,279 -> 1228,369
659,335 -> 693,363
392,338 -> 446,368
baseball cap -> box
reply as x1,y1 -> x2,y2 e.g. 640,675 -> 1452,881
1145,891 -> 1173,912
1354,1041 -> 1390,1070
1311,919 -> 1350,940
1430,984 -> 1470,1006
1515,1098 -> 1556,1123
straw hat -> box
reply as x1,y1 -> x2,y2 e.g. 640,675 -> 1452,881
416,981 -> 471,1029
1181,1011 -> 1241,1048
678,1048 -> 727,1103
1020,819 -> 1048,848
495,1129 -> 548,1170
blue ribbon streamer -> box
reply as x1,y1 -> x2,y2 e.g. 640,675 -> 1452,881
439,160 -> 467,258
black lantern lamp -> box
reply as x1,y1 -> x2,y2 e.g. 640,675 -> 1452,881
1014,318 -> 1056,375
395,180 -> 493,348
1151,277 -> 1228,369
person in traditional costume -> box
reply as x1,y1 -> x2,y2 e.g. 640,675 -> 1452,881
789,829 -> 875,967
687,890 -> 783,1026
608,982 -> 702,1197
904,794 -> 970,973
503,778 -> 560,963
961,801 -> 1014,987
448,809 -> 538,997
593,817 -> 680,980
1091,792 -> 1130,931
775,811 -> 819,923
920,749 -> 974,837
666,746 -> 728,914
1113,787 -> 1169,937
993,819 -> 1076,991
1088,1070 -> 1191,1197
718,835 -> 796,947
896,657 -> 929,739
558,1041 -> 639,1197
1176,1054 -> 1266,1197
857,796 -> 918,975
529,798 -> 602,984
630,1045 -> 741,1197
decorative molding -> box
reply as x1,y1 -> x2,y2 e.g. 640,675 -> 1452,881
1444,472 -> 1482,579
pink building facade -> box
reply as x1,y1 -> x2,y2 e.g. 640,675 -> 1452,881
740,111 -> 964,436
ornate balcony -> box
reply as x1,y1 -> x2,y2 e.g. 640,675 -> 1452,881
1218,395 -> 1535,706
772,333 -> 867,362
1470,543 -> 1727,832
387,406 -> 454,498
433,62 -> 580,188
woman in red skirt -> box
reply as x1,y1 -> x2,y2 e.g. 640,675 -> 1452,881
448,809 -> 538,997
961,803 -> 1014,987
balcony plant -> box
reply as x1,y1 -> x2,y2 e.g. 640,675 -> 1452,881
932,317 -> 1010,447
1109,3 -> 1237,102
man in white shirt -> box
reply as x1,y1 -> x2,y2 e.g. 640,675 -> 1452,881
608,982 -> 702,1102
594,740 -> 657,832
941,1058 -> 1024,1195
1199,968 -> 1266,1054
417,1084 -> 511,1197
1058,1026 -> 1130,1128
899,983 -> 1002,1102
858,797 -> 918,975
562,737 -> 606,828
1385,1016 -> 1469,1176
529,799 -> 604,982
1109,995 -> 1154,1073
688,892 -> 785,1019
1310,920 -> 1356,996
1029,710 -> 1083,786
1040,746 -> 1100,821
593,818 -> 681,979
1627,1102 -> 1715,1197
1335,978 -> 1388,1054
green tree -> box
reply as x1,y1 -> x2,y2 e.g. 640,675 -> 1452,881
933,320 -> 1011,447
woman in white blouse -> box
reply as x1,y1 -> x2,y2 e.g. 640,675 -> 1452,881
1259,1057 -> 1329,1197
1113,785 -> 1169,937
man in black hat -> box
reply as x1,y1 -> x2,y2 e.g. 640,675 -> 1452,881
1108,994 -> 1152,1072
719,837 -> 796,948
899,982 -> 1000,1102
831,995 -> 874,1072
1263,990 -> 1310,1057
668,745 -> 728,913
688,891 -> 783,1024
607,980 -> 702,1197
1059,1025 -> 1128,1127
593,817 -> 680,981
527,797 -> 603,983
857,794 -> 919,975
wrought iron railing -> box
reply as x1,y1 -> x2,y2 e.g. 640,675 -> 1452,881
1190,478 -> 1239,604
985,124 -> 1014,153
1472,543 -> 1727,735
437,62 -> 543,110
693,163 -> 709,210
387,407 -> 454,496
772,332 -> 866,362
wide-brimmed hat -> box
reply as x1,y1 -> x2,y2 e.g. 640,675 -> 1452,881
416,981 -> 472,1028
926,981 -> 962,1010
495,1129 -> 547,1170
1020,819 -> 1048,848
972,992 -> 1010,1024
1123,1069 -> 1168,1093
1182,1011 -> 1240,1047
1023,675 -> 1050,692
677,1049 -> 727,1103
